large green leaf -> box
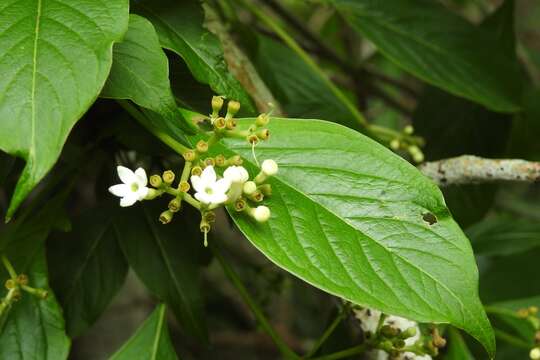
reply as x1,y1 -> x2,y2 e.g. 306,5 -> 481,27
249,34 -> 359,129
134,0 -> 255,114
113,202 -> 207,341
110,304 -> 178,360
444,328 -> 475,360
47,204 -> 129,337
332,0 -> 523,112
208,118 -> 494,355
0,0 -> 129,219
102,14 -> 195,140
0,245 -> 70,360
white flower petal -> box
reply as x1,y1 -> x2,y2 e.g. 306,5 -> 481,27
190,175 -> 204,193
136,186 -> 149,201
109,184 -> 130,198
134,167 -> 147,186
201,166 -> 216,184
194,191 -> 213,205
214,178 -> 231,194
262,159 -> 278,176
210,193 -> 228,205
117,166 -> 137,185
238,167 -> 249,182
120,194 -> 138,207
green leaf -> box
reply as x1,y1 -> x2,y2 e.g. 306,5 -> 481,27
110,304 -> 178,360
113,202 -> 207,341
249,34 -> 359,129
102,14 -> 195,138
0,0 -> 129,219
0,246 -> 70,360
332,0 -> 523,112
133,0 -> 255,114
467,214 -> 540,257
210,118 -> 495,356
47,204 -> 129,337
444,327 -> 475,360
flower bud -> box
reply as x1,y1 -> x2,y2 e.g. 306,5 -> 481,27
215,154 -> 226,167
262,159 -> 278,176
250,190 -> 264,202
380,325 -> 399,338
390,139 -> 400,150
257,129 -> 270,140
392,339 -> 406,349
204,157 -> 215,167
247,134 -> 259,144
159,210 -> 174,224
150,174 -> 162,188
531,347 -> 540,360
399,326 -> 417,339
168,198 -> 181,212
162,170 -> 175,184
4,279 -> 16,290
404,125 -> 414,135
144,188 -> 161,200
255,113 -> 269,127
17,274 -> 28,286
183,150 -> 196,162
226,100 -> 241,118
408,145 -> 424,163
251,206 -> 270,222
243,181 -> 257,195
211,96 -> 224,116
179,180 -> 190,193
191,166 -> 203,176
234,198 -> 247,212
227,155 -> 243,166
204,211 -> 216,223
530,306 -> 539,315
196,140 -> 209,153
225,118 -> 237,130
214,117 -> 226,130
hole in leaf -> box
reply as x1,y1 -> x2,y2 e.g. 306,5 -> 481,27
422,212 -> 437,225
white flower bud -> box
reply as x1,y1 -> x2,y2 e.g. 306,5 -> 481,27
531,348 -> 540,360
243,181 -> 257,195
261,159 -> 278,176
252,206 -> 271,222
224,165 -> 249,183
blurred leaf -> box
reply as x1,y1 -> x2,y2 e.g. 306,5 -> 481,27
102,14 -> 195,140
134,0 -> 255,113
333,0 -> 523,112
195,118 -> 495,355
113,201 -> 208,341
444,327 -> 475,360
466,214 -> 540,257
47,204 -> 129,337
110,304 -> 178,360
249,34 -> 359,129
0,245 -> 70,360
0,0 -> 129,219
413,86 -> 511,227
508,88 -> 540,161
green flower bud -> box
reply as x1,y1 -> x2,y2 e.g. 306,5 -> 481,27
4,279 -> 16,290
257,129 -> 270,140
211,96 -> 224,116
168,198 -> 181,212
196,140 -> 209,153
179,180 -> 190,193
16,274 -> 28,286
225,118 -> 237,130
150,174 -> 162,188
191,166 -> 203,176
234,198 -> 247,212
255,113 -> 269,127
404,125 -> 414,135
159,210 -> 174,224
226,100 -> 241,118
214,117 -> 226,130
162,170 -> 175,184
390,139 -> 400,150
259,184 -> 272,196
215,154 -> 226,167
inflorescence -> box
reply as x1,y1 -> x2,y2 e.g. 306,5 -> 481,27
109,96 -> 277,246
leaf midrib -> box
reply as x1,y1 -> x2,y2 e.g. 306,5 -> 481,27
29,0 -> 43,164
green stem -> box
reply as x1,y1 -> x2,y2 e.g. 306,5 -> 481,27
237,0 -> 370,131
1,255 -> 17,280
304,307 -> 347,358
211,244 -> 299,359
494,328 -> 531,349
182,193 -> 201,210
117,100 -> 191,155
309,343 -> 369,360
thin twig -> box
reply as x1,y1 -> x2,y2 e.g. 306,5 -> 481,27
419,155 -> 540,186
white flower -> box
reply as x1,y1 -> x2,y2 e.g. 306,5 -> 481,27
191,166 -> 230,205
223,165 -> 249,183
261,159 -> 278,176
109,166 -> 149,207
252,206 -> 271,222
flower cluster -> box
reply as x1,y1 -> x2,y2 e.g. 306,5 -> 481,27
108,96 -> 277,246
354,307 -> 444,359
387,125 -> 425,164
